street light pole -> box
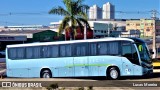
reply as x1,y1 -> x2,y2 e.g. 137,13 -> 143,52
84,9 -> 88,40
151,10 -> 157,59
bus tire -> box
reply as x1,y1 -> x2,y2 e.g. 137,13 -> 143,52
107,67 -> 120,80
41,69 -> 52,78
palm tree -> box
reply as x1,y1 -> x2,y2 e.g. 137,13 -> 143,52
49,0 -> 90,40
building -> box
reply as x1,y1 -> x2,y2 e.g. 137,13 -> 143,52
110,30 -> 140,38
0,30 -> 64,51
102,2 -> 115,19
89,2 -> 115,20
156,20 -> 160,35
0,30 -> 64,42
89,5 -> 102,19
126,19 -> 160,37
50,21 -> 62,32
0,25 -> 49,31
88,19 -> 126,38
50,19 -> 126,38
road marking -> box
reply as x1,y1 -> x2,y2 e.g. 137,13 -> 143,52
153,62 -> 160,67
153,69 -> 160,73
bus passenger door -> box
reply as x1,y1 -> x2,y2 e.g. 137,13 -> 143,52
132,44 -> 142,75
122,42 -> 142,76
122,58 -> 133,75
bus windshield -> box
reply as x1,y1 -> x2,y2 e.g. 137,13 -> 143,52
136,43 -> 151,62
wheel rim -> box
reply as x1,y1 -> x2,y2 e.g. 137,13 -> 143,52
43,73 -> 50,78
110,69 -> 118,79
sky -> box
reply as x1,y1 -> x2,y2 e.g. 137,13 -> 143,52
0,0 -> 159,26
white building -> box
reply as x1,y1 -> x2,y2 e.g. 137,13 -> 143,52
49,20 -> 67,34
88,19 -> 126,38
102,2 -> 115,19
89,5 -> 102,19
0,25 -> 49,31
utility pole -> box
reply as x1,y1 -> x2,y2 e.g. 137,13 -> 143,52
84,9 -> 88,40
151,10 -> 158,58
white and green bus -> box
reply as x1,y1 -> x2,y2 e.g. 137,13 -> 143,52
6,37 -> 153,79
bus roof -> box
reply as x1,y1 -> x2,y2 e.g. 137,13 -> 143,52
129,38 -> 145,43
7,37 -> 135,48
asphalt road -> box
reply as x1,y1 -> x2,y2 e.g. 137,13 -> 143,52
0,73 -> 159,83
0,73 -> 159,90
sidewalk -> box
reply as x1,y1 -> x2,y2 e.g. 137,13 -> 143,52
0,62 -> 6,77
0,69 -> 6,73
0,69 -> 6,78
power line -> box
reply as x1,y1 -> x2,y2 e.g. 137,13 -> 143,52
0,10 -> 156,16
0,10 -> 159,25
0,11 -> 48,16
0,21 -> 36,26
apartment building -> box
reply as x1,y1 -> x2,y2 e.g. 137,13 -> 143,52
126,19 -> 160,36
89,5 -> 102,19
102,2 -> 115,19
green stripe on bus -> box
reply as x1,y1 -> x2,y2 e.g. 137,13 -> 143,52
65,64 -> 111,68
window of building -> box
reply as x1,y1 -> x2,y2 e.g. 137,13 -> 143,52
145,23 -> 148,26
136,24 -> 140,26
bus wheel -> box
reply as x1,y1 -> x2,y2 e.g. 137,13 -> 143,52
107,67 -> 120,80
41,69 -> 52,78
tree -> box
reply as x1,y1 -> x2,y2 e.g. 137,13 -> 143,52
49,0 -> 90,40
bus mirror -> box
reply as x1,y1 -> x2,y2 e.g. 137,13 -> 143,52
150,51 -> 154,55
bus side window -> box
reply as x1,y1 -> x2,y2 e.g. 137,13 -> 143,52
90,43 -> 97,56
74,43 -> 88,56
42,46 -> 50,58
9,48 -> 17,59
17,47 -> 25,59
122,42 -> 140,65
97,42 -> 108,55
108,42 -> 119,55
132,44 -> 140,65
60,44 -> 72,57
122,44 -> 132,59
33,46 -> 41,59
50,45 -> 59,57
26,47 -> 33,59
